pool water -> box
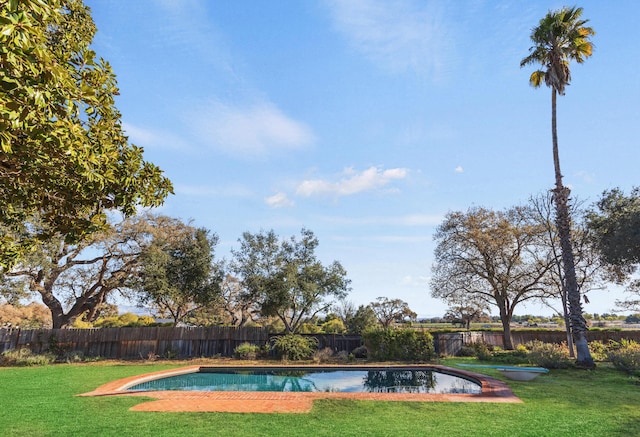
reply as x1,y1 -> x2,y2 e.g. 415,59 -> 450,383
127,368 -> 481,394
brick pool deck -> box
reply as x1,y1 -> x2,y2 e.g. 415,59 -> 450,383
79,364 -> 522,413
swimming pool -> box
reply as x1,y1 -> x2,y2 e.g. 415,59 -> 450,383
126,366 -> 482,394
80,365 -> 521,412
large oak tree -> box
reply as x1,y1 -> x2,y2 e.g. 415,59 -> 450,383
431,206 -> 556,349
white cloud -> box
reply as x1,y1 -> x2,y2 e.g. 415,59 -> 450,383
265,192 -> 295,208
296,166 -> 408,197
324,0 -> 451,78
455,166 -> 464,173
122,122 -> 193,151
189,101 -> 315,157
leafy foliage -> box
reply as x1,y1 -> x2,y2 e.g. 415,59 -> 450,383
136,225 -> 222,325
0,348 -> 54,366
587,188 -> 640,310
234,342 -> 261,360
0,0 -> 172,268
231,228 -> 350,333
363,328 -> 435,362
607,339 -> 640,375
524,340 -> 572,369
272,333 -> 318,361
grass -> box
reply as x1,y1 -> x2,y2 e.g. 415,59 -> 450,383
1,357 -> 639,437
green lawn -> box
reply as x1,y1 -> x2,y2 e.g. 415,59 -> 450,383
0,358 -> 638,437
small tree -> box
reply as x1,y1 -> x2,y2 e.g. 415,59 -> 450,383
370,297 -> 416,328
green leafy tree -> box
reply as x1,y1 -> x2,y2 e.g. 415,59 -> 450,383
520,5 -> 595,367
0,0 -> 172,268
431,206 -> 556,349
343,304 -> 378,335
231,228 -> 350,333
587,187 -> 640,309
136,227 -> 222,325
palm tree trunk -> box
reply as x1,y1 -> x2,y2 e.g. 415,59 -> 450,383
551,89 -> 595,368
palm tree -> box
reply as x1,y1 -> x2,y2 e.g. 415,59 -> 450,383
520,6 -> 595,368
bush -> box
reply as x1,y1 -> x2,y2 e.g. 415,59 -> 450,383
234,342 -> 261,360
589,340 -> 609,362
0,348 -> 55,366
607,339 -> 640,375
272,334 -> 318,361
524,340 -> 572,369
363,329 -> 435,362
312,347 -> 334,363
351,345 -> 368,359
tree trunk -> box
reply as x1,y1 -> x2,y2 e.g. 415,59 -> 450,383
550,89 -> 595,368
498,304 -> 514,349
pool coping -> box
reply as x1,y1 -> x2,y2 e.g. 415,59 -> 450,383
78,364 -> 522,413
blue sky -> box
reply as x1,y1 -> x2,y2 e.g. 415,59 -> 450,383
86,0 -> 640,318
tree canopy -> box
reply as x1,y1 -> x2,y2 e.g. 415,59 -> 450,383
0,0 -> 172,268
230,228 -> 350,333
587,187 -> 640,309
135,224 -> 222,325
370,297 -> 416,328
431,206 -> 555,349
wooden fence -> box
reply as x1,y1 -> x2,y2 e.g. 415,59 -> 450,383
433,330 -> 640,356
3,327 -> 640,359
0,328 -> 364,359
0,326 -> 270,359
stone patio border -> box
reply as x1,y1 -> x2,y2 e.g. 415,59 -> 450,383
79,364 -> 522,413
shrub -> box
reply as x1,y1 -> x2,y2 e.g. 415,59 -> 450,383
363,329 -> 435,362
588,340 -> 609,362
473,342 -> 493,361
0,348 -> 55,366
312,347 -> 334,363
607,339 -> 640,375
524,340 -> 572,369
456,345 -> 477,357
351,345 -> 368,359
272,334 -> 318,361
234,342 -> 261,360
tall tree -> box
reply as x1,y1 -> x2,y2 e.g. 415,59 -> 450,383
520,6 -> 596,367
0,0 -> 172,268
136,226 -> 222,325
587,187 -> 640,310
231,228 -> 350,333
431,206 -> 556,349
